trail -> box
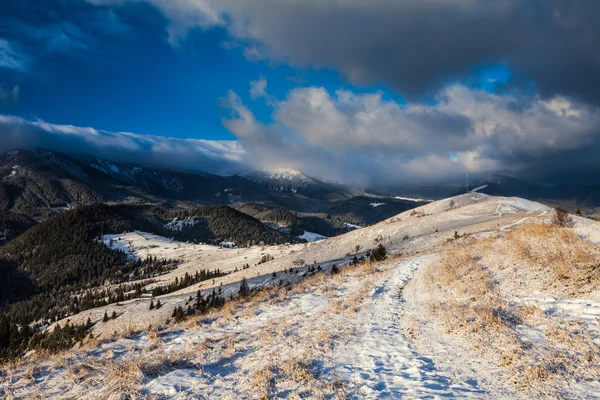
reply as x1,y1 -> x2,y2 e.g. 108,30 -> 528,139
335,258 -> 485,398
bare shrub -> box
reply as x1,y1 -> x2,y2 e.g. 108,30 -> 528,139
552,207 -> 574,228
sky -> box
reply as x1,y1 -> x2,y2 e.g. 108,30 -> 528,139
1,0 -> 600,187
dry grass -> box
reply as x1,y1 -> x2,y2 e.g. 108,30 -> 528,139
3,252 -> 392,399
506,223 -> 599,281
421,223 -> 600,396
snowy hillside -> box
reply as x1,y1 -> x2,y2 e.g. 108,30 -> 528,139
3,193 -> 600,398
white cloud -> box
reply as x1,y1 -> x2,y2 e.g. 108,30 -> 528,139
0,39 -> 28,72
0,115 -> 246,175
11,85 -> 19,102
220,82 -> 600,186
2,81 -> 600,186
249,77 -> 267,100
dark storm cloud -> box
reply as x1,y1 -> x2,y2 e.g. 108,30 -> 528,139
88,0 -> 600,103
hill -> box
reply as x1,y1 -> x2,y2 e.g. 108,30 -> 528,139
0,203 -> 296,330
0,149 -> 419,243
4,193 -> 600,398
469,174 -> 600,209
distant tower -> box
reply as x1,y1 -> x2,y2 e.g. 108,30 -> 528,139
466,174 -> 469,193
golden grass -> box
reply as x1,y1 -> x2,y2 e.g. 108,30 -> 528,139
506,223 -> 599,280
421,223 -> 600,396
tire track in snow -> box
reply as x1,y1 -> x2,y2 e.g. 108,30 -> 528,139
336,257 -> 485,398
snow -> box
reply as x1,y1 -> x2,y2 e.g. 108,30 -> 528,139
107,163 -> 119,173
219,241 -> 237,248
295,293 -> 329,316
573,216 -> 600,245
144,369 -> 201,397
165,218 -> 199,231
7,193 -> 599,399
345,222 -> 362,230
515,325 -> 547,348
394,196 -> 432,202
497,198 -> 551,213
336,257 -> 485,398
471,184 -> 488,192
369,202 -> 386,208
471,193 -> 489,201
522,296 -> 600,343
264,168 -> 305,181
101,233 -> 139,260
6,165 -> 18,178
298,231 -> 327,242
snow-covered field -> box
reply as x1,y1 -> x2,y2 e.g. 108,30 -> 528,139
3,193 -> 600,398
299,230 -> 328,242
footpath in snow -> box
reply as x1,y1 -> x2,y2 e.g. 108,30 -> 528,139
335,258 -> 486,398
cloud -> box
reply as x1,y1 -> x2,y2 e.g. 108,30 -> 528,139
89,0 -> 600,105
0,1 -> 134,76
0,39 -> 28,72
220,80 -> 600,186
0,115 -> 246,175
0,85 -> 20,106
11,85 -> 19,102
2,78 -> 600,186
249,77 -> 267,100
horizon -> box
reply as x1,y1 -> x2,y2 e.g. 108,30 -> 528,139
5,146 -> 599,190
2,1 -> 600,187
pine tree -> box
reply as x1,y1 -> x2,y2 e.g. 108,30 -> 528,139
102,312 -> 109,323
239,277 -> 250,298
370,244 -> 387,262
0,314 -> 10,350
149,300 -> 155,310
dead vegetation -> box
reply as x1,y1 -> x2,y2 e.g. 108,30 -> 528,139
506,223 -> 600,286
552,207 -> 575,228
1,249 -> 393,399
421,222 -> 600,396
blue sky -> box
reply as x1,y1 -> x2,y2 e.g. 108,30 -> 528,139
1,0 -> 600,185
0,1 -> 513,141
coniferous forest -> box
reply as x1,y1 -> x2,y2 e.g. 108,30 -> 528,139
0,202 -> 295,359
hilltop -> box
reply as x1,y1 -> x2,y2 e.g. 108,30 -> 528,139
2,192 -> 600,398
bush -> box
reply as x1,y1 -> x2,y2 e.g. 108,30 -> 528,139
370,244 -> 388,262
238,277 -> 250,298
552,207 -> 574,228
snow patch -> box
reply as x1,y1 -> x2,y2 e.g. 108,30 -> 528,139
101,234 -> 138,260
165,218 -> 199,231
521,296 -> 600,343
6,165 -> 18,178
345,222 -> 362,230
394,196 -> 432,202
299,231 -> 327,242
470,184 -> 488,193
144,369 -> 201,397
497,198 -> 551,213
369,202 -> 386,208
219,241 -> 237,248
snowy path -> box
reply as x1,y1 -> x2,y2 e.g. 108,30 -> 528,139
336,258 -> 485,398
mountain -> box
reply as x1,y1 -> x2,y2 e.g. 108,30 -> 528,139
0,202 -> 298,325
0,149 -> 422,243
6,192 -> 600,398
469,174 -> 600,209
239,168 -> 364,202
